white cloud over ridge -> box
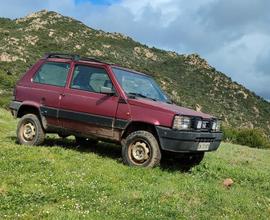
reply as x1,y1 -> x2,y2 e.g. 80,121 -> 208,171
0,0 -> 269,100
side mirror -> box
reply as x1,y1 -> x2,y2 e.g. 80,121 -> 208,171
100,86 -> 115,95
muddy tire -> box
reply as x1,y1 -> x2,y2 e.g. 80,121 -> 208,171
17,113 -> 45,146
121,130 -> 161,167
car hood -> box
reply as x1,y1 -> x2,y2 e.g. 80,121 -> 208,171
128,98 -> 214,119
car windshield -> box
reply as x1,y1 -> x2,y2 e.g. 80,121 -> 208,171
112,67 -> 171,103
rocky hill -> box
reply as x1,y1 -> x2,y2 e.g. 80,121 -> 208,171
0,10 -> 270,135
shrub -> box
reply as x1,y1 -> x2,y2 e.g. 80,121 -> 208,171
222,126 -> 238,143
222,126 -> 270,149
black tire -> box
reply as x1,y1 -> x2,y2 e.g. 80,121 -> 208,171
17,113 -> 45,146
121,130 -> 161,168
75,136 -> 98,146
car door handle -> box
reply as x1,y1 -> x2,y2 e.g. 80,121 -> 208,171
60,93 -> 65,97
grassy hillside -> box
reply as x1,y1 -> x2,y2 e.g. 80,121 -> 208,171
0,108 -> 270,219
0,10 -> 270,137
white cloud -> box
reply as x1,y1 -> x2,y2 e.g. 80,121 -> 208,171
121,0 -> 180,26
207,33 -> 270,99
0,0 -> 269,100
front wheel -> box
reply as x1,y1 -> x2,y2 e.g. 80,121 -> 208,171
121,130 -> 161,167
17,114 -> 45,146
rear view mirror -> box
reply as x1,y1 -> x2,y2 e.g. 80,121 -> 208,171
100,86 -> 115,95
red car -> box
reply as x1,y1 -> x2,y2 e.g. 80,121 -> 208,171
10,53 -> 222,167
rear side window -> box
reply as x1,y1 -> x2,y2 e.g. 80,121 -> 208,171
71,65 -> 113,93
33,62 -> 70,87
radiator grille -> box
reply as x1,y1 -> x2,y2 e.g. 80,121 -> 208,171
195,138 -> 215,142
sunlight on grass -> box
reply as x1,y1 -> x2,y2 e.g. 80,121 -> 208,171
0,108 -> 270,219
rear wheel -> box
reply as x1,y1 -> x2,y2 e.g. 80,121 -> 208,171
17,114 -> 45,146
121,130 -> 161,167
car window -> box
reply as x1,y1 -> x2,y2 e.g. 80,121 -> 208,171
33,62 -> 70,87
71,65 -> 113,93
113,67 -> 168,102
122,75 -> 160,98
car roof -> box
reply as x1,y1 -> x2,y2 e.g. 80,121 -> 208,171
43,53 -> 149,76
43,53 -> 111,65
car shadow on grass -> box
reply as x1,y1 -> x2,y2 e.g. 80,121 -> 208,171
7,136 -> 17,142
44,137 -> 123,163
9,135 -> 196,172
160,157 -> 195,172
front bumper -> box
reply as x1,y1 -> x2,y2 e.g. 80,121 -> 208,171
156,126 -> 222,153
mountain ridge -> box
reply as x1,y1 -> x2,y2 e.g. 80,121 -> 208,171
0,10 -> 270,135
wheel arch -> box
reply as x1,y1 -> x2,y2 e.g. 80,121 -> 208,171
121,121 -> 160,142
17,104 -> 47,129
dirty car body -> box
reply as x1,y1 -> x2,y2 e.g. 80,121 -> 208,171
10,53 -> 222,167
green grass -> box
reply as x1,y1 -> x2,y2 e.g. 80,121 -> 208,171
0,108 -> 270,219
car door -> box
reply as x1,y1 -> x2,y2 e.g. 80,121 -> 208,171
59,63 -> 119,138
30,61 -> 71,128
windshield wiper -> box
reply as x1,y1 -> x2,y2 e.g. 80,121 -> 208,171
127,92 -> 157,101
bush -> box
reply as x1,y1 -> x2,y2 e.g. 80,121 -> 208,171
222,126 -> 238,143
222,126 -> 270,149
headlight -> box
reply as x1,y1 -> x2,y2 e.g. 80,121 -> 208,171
212,120 -> 221,131
173,115 -> 191,130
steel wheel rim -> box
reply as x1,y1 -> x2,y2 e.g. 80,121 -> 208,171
21,121 -> 36,141
128,139 -> 151,165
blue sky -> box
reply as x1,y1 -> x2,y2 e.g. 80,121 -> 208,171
75,0 -> 119,5
0,0 -> 269,101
